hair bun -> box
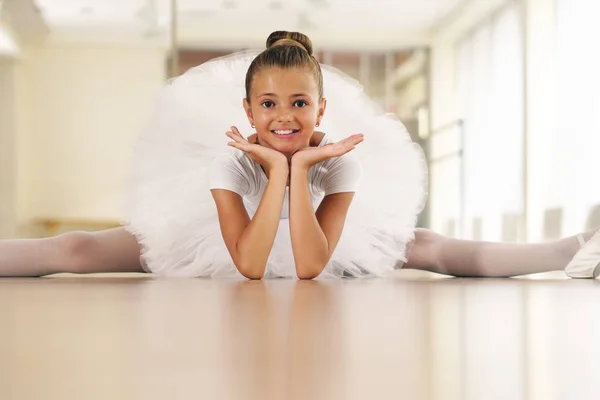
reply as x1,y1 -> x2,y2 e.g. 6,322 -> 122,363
266,31 -> 314,56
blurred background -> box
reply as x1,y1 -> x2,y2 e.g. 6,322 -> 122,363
0,0 -> 598,243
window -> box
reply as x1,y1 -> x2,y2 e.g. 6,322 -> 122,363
454,4 -> 524,241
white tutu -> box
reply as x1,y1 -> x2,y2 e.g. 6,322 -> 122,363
123,50 -> 428,279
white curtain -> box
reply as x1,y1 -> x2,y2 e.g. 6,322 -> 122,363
549,0 -> 600,235
455,5 -> 524,241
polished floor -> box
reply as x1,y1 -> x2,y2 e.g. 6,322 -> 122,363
1,269 -> 600,400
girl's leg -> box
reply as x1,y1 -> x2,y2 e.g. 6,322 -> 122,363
405,228 -> 599,277
0,227 -> 144,277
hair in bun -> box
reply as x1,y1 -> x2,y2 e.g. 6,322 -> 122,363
245,31 -> 323,100
266,31 -> 313,55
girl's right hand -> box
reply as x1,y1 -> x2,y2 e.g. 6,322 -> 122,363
226,126 -> 288,173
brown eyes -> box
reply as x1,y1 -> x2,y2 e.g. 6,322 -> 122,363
294,100 -> 308,107
260,100 -> 308,108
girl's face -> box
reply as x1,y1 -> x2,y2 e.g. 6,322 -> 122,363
243,67 -> 326,157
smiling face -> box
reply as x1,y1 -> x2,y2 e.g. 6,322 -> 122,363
243,67 -> 326,157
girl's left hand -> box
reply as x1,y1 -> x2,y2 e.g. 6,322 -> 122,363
291,134 -> 364,169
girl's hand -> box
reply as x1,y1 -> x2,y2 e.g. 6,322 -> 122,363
291,134 -> 364,169
226,126 -> 288,173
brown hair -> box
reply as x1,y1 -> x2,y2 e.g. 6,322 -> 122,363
245,31 -> 324,101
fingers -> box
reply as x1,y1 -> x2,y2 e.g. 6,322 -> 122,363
231,126 -> 244,138
332,134 -> 364,152
326,134 -> 364,157
337,134 -> 364,150
226,127 -> 250,152
226,126 -> 249,145
341,134 -> 364,146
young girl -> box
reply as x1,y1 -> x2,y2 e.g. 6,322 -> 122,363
0,31 -> 599,280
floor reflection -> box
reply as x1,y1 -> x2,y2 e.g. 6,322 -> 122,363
222,279 -> 344,400
1,273 -> 600,399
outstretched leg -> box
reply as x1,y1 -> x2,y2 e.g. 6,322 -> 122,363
0,227 -> 143,277
405,228 -> 599,277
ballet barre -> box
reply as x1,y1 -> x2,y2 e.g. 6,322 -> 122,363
35,217 -> 123,237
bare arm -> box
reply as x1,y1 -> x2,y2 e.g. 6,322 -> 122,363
211,127 -> 289,279
289,133 -> 363,279
289,164 -> 355,279
211,167 -> 287,279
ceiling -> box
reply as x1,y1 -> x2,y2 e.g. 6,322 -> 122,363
15,0 -> 468,49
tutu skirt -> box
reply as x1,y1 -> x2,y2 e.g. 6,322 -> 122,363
123,50 -> 428,279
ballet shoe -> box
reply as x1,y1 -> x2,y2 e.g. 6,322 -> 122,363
565,230 -> 600,279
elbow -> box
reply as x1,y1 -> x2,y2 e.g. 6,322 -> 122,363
237,262 -> 266,280
296,265 -> 324,280
297,272 -> 319,280
242,272 -> 265,280
296,254 -> 328,280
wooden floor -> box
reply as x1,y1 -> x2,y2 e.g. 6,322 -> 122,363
1,270 -> 600,400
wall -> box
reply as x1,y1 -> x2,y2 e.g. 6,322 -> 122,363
0,42 -> 167,236
0,58 -> 18,238
0,24 -> 19,56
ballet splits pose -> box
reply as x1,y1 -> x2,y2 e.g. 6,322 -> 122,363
1,31 -> 598,280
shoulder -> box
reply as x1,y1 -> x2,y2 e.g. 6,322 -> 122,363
210,149 -> 254,172
313,152 -> 362,196
208,150 -> 261,196
318,152 -> 362,177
